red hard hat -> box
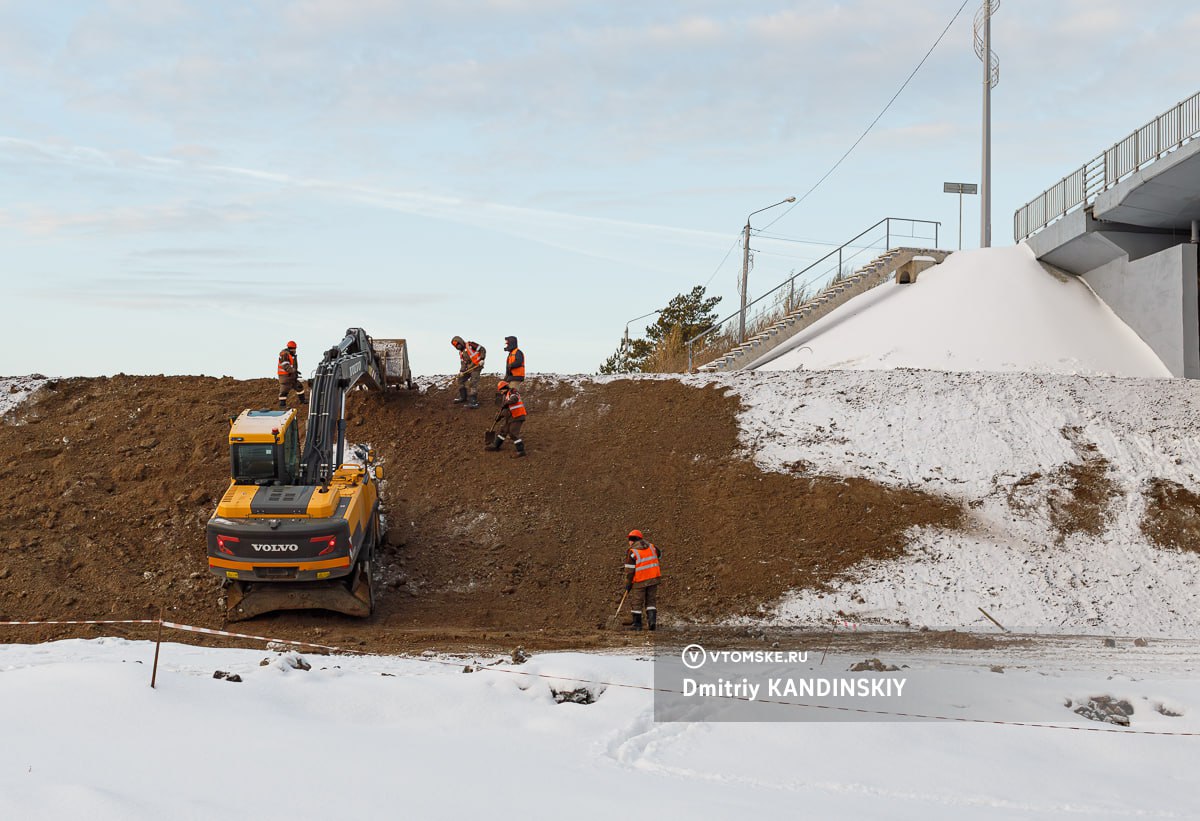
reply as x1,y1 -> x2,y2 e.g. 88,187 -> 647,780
628,529 -> 643,540
287,341 -> 297,349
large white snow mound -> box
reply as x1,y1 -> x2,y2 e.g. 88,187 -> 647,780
752,244 -> 1170,377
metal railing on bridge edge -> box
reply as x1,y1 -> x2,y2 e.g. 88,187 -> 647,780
685,217 -> 941,372
1014,90 -> 1200,242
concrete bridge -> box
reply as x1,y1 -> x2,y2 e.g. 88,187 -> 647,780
1016,91 -> 1200,377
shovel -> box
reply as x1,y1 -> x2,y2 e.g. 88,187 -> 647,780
600,589 -> 630,630
447,361 -> 484,389
484,414 -> 502,446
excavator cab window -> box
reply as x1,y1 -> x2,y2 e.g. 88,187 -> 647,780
231,444 -> 278,484
280,423 -> 299,484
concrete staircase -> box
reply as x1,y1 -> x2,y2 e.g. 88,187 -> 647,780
697,247 -> 948,373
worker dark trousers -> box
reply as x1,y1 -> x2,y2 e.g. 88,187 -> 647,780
278,376 -> 306,405
631,583 -> 658,630
499,417 -> 524,443
458,369 -> 481,404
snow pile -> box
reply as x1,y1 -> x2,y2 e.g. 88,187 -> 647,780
751,244 -> 1171,377
1,638 -> 1197,819
702,369 -> 1200,634
0,375 -> 50,418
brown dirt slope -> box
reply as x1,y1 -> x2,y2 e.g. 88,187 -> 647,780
0,375 -> 961,651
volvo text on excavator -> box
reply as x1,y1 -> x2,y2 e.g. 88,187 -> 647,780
205,328 -> 412,620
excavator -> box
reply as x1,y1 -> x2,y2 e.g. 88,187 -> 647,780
205,328 -> 412,620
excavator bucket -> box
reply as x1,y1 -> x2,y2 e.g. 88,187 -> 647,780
225,562 -> 374,622
371,338 -> 413,389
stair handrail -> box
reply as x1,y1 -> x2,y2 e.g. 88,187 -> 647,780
685,217 -> 941,370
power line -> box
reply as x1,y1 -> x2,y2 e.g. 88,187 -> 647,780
702,232 -> 745,289
760,0 -> 973,232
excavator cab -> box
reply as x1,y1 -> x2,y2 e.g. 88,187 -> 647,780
228,409 -> 300,486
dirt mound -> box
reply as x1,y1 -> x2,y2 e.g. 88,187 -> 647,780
1142,478 -> 1200,554
0,375 -> 961,652
1007,425 -> 1120,543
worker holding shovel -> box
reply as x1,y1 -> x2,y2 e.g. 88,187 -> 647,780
451,335 -> 486,408
623,530 -> 662,631
485,380 -> 526,457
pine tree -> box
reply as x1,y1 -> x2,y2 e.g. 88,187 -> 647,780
598,286 -> 721,374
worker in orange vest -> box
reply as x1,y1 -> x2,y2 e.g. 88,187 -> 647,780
277,341 -> 307,409
623,529 -> 662,630
486,380 -> 527,457
503,336 -> 525,384
451,335 -> 486,409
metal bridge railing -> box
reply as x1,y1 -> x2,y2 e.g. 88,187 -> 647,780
1014,90 -> 1200,241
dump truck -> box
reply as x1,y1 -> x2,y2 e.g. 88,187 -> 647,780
205,328 -> 412,620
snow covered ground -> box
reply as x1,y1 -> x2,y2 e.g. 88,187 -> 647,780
2,638 -> 1198,820
686,244 -> 1200,635
0,375 -> 50,418
699,368 -> 1200,635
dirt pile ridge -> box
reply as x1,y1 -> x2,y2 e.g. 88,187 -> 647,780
0,374 -> 961,652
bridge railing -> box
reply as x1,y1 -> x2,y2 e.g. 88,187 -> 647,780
1014,90 -> 1200,241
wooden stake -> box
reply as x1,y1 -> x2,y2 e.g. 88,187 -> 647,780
978,606 -> 1007,632
150,606 -> 164,688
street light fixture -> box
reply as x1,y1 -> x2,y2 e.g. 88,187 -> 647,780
740,197 -> 796,343
617,307 -> 662,369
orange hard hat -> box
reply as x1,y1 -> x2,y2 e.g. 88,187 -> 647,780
286,341 -> 297,349
628,529 -> 643,540
497,380 -> 509,391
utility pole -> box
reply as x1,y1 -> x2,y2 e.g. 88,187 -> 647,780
739,221 -> 752,342
975,1 -> 999,248
738,196 -> 795,343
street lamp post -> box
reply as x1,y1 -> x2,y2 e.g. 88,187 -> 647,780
739,197 -> 795,343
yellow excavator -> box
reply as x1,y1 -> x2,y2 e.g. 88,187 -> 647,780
205,328 -> 411,620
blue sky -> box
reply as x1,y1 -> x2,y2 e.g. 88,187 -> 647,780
3,0 -> 1199,378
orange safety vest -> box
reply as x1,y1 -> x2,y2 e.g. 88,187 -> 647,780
506,391 -> 526,418
507,349 -> 525,378
278,350 -> 296,377
464,343 -> 483,367
631,544 -> 661,584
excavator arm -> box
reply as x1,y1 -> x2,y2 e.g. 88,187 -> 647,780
301,327 -> 387,486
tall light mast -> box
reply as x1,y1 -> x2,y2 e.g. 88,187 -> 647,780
974,1 -> 999,247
